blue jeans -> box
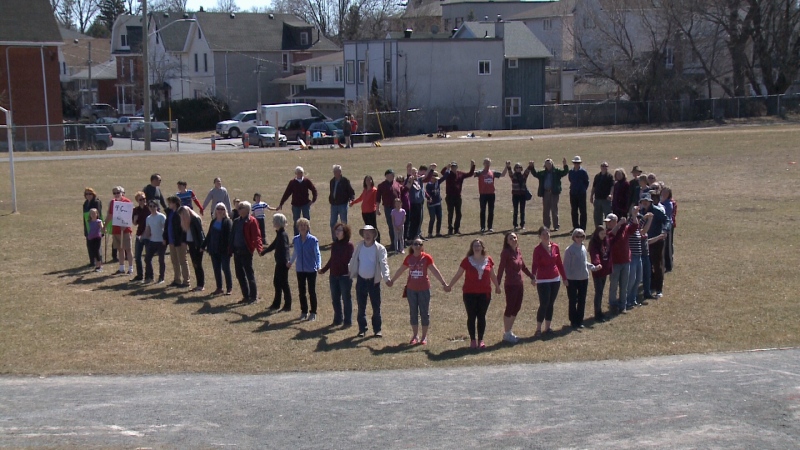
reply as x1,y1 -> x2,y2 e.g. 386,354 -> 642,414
210,253 -> 232,292
356,276 -> 382,333
608,262 -> 629,310
291,203 -> 312,235
626,254 -> 643,306
330,274 -> 353,325
427,204 -> 442,235
330,204 -> 349,240
642,252 -> 653,298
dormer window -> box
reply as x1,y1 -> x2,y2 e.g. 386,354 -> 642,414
300,32 -> 309,46
121,34 -> 128,47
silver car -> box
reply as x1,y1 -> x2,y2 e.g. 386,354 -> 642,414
242,126 -> 288,147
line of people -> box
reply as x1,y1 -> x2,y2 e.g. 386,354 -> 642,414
80,157 -> 676,347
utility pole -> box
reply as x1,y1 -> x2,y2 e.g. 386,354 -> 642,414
87,40 -> 93,105
142,0 -> 152,150
255,62 -> 263,125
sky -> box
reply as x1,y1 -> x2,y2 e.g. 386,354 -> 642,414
185,0 -> 273,12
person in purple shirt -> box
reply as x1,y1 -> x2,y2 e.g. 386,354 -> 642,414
277,166 -> 318,236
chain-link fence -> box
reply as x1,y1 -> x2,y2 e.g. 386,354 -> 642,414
0,121 -> 182,152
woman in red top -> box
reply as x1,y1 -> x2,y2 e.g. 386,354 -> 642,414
319,223 -> 355,327
497,232 -> 533,344
588,226 -> 612,322
530,227 -> 567,336
445,239 -> 501,349
388,239 -> 448,345
350,175 -> 380,242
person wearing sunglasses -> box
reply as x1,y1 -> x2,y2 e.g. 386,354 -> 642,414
203,203 -> 233,295
563,228 -> 601,328
387,240 -> 448,345
107,186 -> 133,274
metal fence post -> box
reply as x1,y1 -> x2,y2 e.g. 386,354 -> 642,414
737,97 -> 740,119
24,127 -> 28,151
576,103 -> 579,128
777,94 -> 781,116
647,102 -> 651,124
614,101 -> 617,125
176,120 -> 180,152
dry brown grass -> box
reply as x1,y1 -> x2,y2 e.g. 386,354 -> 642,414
1,124 -> 799,375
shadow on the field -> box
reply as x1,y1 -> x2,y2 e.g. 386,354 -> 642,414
366,341 -> 418,356
423,340 -> 504,360
292,323 -> 339,341
314,333 -> 359,352
46,265 -> 95,278
195,301 -> 239,315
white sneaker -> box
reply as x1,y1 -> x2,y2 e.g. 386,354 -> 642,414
503,331 -> 519,344
300,313 -> 308,320
128,268 -> 133,275
308,313 -> 317,322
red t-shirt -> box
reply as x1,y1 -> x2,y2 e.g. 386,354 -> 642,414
476,170 -> 501,195
403,252 -> 435,291
460,256 -> 494,294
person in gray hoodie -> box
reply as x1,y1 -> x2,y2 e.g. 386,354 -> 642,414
202,177 -> 232,216
563,228 -> 601,328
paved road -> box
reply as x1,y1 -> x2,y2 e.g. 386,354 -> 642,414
1,348 -> 798,448
0,124 -> 765,163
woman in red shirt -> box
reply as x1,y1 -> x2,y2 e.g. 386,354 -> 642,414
530,227 -> 567,337
445,239 -> 501,349
350,175 -> 380,242
319,223 -> 355,327
388,239 -> 448,345
497,232 -> 533,344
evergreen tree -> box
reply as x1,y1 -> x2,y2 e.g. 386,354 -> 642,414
99,0 -> 126,31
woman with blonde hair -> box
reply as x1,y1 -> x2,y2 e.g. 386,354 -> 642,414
179,206 -> 206,292
202,202 -> 233,295
290,217 -> 322,321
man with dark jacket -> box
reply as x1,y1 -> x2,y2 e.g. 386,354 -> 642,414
531,158 -> 569,231
442,160 -> 476,235
230,201 -> 263,304
143,173 -> 167,210
591,162 -> 614,227
328,164 -> 355,241
376,169 -> 402,246
277,166 -> 318,235
568,156 -> 590,232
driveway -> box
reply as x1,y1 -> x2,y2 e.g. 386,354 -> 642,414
1,348 -> 798,448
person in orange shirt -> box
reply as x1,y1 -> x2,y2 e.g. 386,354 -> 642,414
350,175 -> 380,242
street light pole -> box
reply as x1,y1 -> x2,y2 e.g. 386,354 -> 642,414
87,40 -> 93,105
142,0 -> 152,150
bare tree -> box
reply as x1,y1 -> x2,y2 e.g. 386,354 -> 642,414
73,0 -> 101,34
123,0 -> 141,15
273,0 -> 400,41
213,0 -> 239,13
748,0 -> 800,95
57,0 -> 76,28
149,0 -> 189,12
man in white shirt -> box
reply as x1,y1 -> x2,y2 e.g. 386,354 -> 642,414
349,225 -> 391,337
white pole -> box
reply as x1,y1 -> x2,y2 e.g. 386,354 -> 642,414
1,107 -> 17,213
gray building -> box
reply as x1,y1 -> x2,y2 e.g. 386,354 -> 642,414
194,12 -> 340,114
343,20 -> 549,133
441,0 -> 553,33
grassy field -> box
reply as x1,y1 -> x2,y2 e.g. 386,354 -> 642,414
1,124 -> 799,375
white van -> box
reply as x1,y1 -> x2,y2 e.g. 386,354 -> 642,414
260,103 -> 328,127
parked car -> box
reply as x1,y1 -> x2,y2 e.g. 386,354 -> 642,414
80,103 -> 117,121
216,110 -> 258,139
279,117 -> 325,143
242,126 -> 288,147
64,124 -> 113,150
260,103 -> 328,126
131,121 -> 171,141
111,116 -> 144,137
95,116 -> 118,125
308,121 -> 344,145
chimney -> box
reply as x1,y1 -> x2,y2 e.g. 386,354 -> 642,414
404,28 -> 413,39
495,15 -> 504,38
484,16 -> 489,21
451,28 -> 457,36
199,6 -> 204,12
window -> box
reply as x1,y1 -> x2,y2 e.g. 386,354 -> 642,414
335,65 -> 343,82
194,54 -> 198,72
291,84 -> 305,96
479,60 -> 491,75
543,18 -> 552,30
505,97 -> 521,117
508,58 -> 518,69
346,60 -> 355,84
204,54 -> 208,72
198,28 -> 202,39
129,60 -> 134,82
551,48 -> 557,58
444,18 -> 451,31
156,33 -> 160,45
358,60 -> 366,84
665,47 -> 674,69
121,34 -> 128,47
385,60 -> 392,82
311,66 -> 322,82
121,60 -> 125,78
282,53 -> 290,72
300,32 -> 309,46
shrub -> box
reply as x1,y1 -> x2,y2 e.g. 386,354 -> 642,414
156,97 -> 230,132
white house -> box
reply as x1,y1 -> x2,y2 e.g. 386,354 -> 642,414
290,52 -> 345,118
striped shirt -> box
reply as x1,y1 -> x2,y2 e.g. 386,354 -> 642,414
628,226 -> 642,255
252,201 -> 270,219
176,190 -> 197,209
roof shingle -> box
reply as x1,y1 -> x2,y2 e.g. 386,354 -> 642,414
0,0 -> 62,44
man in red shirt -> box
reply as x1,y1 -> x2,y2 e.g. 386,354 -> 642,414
376,169 -> 402,247
442,160 -> 475,235
473,158 -> 508,233
107,186 -> 133,275
277,166 -> 318,236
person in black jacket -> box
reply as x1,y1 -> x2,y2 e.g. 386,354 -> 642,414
143,173 -> 167,211
163,196 -> 190,287
82,187 -> 103,265
179,206 -> 206,292
328,165 -> 355,241
202,202 -> 233,295
261,213 -> 292,311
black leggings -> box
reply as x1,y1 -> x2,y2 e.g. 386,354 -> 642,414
536,281 -> 560,323
362,212 -> 381,243
188,244 -> 205,287
87,238 -> 102,265
271,264 -> 292,309
463,293 -> 491,340
512,194 -> 527,228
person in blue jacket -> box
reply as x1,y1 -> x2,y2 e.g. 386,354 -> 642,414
289,218 -> 322,321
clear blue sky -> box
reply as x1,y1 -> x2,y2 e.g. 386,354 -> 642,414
185,0 -> 273,12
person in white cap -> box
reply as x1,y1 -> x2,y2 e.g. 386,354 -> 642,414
348,225 -> 391,337
568,155 -> 589,232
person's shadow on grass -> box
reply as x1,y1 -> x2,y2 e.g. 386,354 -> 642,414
313,333 -> 359,352
195,301 -> 238,315
423,338 -> 504,361
46,265 -> 95,278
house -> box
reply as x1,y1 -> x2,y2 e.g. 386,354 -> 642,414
0,0 -> 64,151
343,20 -> 550,132
110,14 -> 145,115
441,0 -> 553,33
391,0 -> 444,34
193,12 -> 340,114
290,52 -> 346,119
58,26 -> 116,114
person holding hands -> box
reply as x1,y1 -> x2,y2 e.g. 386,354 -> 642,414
530,226 -> 567,337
